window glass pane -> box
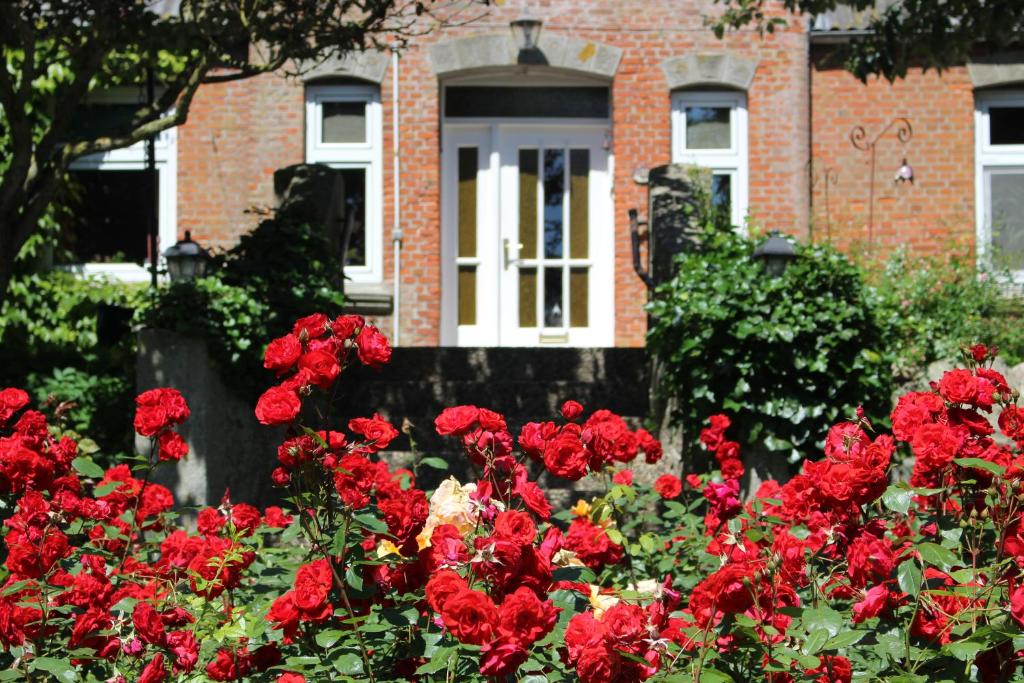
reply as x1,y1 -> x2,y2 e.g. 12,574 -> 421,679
519,149 -> 538,259
445,87 -> 610,118
544,267 -> 564,327
991,107 -> 1024,145
711,174 -> 732,211
322,101 -> 366,143
990,170 -> 1024,271
569,149 -> 589,259
543,149 -> 564,258
458,266 -> 477,325
519,268 -> 537,328
569,268 -> 588,328
458,147 -> 477,258
69,104 -> 139,141
686,106 -> 731,149
58,170 -> 152,264
335,168 -> 366,267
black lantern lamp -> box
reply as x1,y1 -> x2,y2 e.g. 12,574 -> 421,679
163,231 -> 210,282
752,230 -> 797,277
510,16 -> 543,51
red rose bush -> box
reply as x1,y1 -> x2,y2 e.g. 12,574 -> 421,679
5,318 -> 1024,682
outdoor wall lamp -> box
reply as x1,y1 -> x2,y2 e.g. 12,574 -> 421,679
163,230 -> 211,282
752,230 -> 797,277
895,158 -> 914,184
510,16 -> 543,51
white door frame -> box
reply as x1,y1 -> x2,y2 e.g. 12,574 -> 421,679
440,120 -> 614,347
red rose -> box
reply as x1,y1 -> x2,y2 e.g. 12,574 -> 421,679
564,612 -> 604,662
612,469 -> 633,486
255,386 -> 301,426
543,431 -> 590,480
426,569 -> 469,612
292,313 -> 329,340
139,653 -> 168,683
514,480 -> 552,520
293,559 -> 333,621
205,649 -> 239,681
133,602 -> 166,645
938,369 -> 978,405
807,655 -> 852,683
158,430 -> 188,462
263,334 -> 302,374
263,506 -> 293,528
637,427 -> 663,464
719,457 -> 744,480
576,645 -> 620,683
518,421 -> 556,460
356,325 -> 391,368
278,675 -> 307,683
230,503 -> 262,535
561,400 -> 584,421
435,405 -> 480,436
479,635 -> 529,677
1000,405 -> 1024,439
493,510 -> 537,546
0,387 -> 29,425
1012,584 -> 1024,627
852,584 -> 890,623
348,414 -> 399,452
165,630 -> 199,672
297,350 -> 340,390
715,440 -> 741,463
654,474 -> 682,499
134,405 -> 168,437
331,314 -> 364,339
197,507 -> 226,536
601,602 -> 645,645
440,588 -> 499,645
498,586 -> 559,644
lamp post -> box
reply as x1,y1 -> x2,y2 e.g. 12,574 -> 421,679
752,231 -> 797,277
510,16 -> 543,51
849,117 -> 913,249
162,231 -> 211,282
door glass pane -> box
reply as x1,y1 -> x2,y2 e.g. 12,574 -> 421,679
58,170 -> 152,264
544,267 -> 564,327
322,101 -> 366,143
337,168 -> 366,267
458,147 -> 477,257
686,107 -> 731,149
990,170 -> 1024,270
543,149 -> 565,258
570,268 -> 589,328
519,268 -> 537,328
569,149 -> 589,259
711,173 -> 732,212
519,149 -> 538,259
991,108 -> 1024,145
458,266 -> 477,325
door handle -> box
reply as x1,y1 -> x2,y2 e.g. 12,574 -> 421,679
503,238 -> 524,268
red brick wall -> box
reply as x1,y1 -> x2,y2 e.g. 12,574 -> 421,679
809,48 -> 976,257
178,1 -> 812,347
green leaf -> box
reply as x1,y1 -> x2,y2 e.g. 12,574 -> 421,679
418,456 -> 449,471
332,651 -> 364,675
352,513 -> 387,534
415,647 -> 455,674
316,629 -> 344,648
954,457 -> 1005,475
881,484 -> 914,515
30,658 -> 76,683
803,629 -> 828,655
825,630 -> 865,650
945,640 -> 986,661
898,559 -> 923,596
605,528 -> 624,545
802,606 -> 844,638
918,542 -> 960,571
72,455 -> 104,479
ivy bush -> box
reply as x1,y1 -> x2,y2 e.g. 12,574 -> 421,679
4,317 -> 1024,681
647,227 -> 892,465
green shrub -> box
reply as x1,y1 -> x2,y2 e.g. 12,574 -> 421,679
647,227 -> 893,466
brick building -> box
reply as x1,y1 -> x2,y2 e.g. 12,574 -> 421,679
67,1 -> 1024,348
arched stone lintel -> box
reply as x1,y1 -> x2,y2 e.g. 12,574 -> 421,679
661,53 -> 759,91
968,52 -> 1024,89
301,50 -> 390,84
428,33 -> 623,79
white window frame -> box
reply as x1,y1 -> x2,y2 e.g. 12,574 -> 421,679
66,88 -> 177,283
671,90 -> 749,229
305,84 -> 383,283
975,90 -> 1024,282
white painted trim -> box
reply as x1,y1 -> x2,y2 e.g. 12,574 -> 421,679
67,124 -> 177,282
304,83 -> 384,283
975,90 -> 1024,281
671,90 -> 749,229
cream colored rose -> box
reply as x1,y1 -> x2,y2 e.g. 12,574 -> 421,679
416,477 -> 479,550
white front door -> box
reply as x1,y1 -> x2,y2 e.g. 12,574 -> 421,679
442,123 -> 613,347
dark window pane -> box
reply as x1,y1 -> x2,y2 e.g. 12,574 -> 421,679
333,168 -> 366,267
686,106 -> 730,149
519,149 -> 539,259
458,266 -> 477,325
445,87 -> 610,118
58,170 -> 152,264
322,101 -> 366,143
711,174 -> 732,211
458,147 -> 477,258
569,149 -> 589,259
569,267 -> 588,328
991,107 -> 1024,145
990,171 -> 1024,271
543,149 -> 564,258
68,104 -> 139,141
544,267 -> 563,327
519,268 -> 537,328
